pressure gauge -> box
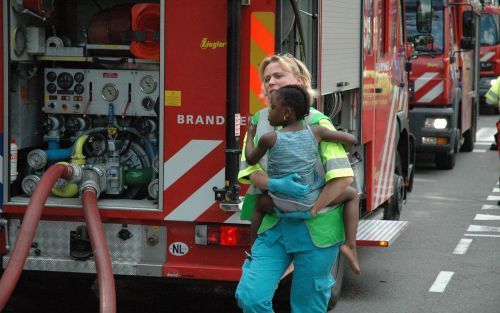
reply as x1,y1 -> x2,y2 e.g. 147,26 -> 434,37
101,83 -> 119,102
140,75 -> 157,94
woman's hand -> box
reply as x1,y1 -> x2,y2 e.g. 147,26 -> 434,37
268,173 -> 310,197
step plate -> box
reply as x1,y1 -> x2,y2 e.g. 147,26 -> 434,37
356,220 -> 408,247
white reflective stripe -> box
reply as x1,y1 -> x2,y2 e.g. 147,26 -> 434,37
224,213 -> 250,224
418,81 -> 444,103
414,72 -> 439,91
164,169 -> 225,221
375,87 -> 398,205
480,52 -> 495,62
381,87 -> 400,202
163,140 -> 222,190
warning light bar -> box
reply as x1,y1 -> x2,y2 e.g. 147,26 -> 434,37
195,224 -> 250,247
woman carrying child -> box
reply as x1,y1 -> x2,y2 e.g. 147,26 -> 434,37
235,54 -> 359,313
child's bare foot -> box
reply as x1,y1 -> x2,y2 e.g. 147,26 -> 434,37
340,244 -> 361,275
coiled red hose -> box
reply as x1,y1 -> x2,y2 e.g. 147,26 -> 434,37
82,187 -> 116,313
0,164 -> 72,310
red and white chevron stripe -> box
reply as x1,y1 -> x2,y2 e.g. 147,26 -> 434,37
480,51 -> 495,62
162,139 -> 245,224
414,72 -> 443,103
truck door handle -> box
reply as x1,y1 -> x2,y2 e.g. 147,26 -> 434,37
375,88 -> 383,94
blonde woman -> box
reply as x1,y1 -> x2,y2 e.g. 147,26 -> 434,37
235,54 -> 358,313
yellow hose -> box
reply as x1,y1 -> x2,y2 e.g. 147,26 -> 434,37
52,135 -> 89,197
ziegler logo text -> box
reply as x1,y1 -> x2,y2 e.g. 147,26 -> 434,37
200,37 -> 227,50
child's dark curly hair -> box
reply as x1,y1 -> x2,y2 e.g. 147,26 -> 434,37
273,85 -> 310,120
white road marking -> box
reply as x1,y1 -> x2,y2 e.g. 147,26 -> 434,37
453,238 -> 472,255
476,127 -> 496,142
474,214 -> 500,221
465,233 -> 500,238
472,149 -> 487,153
475,140 -> 494,145
487,195 -> 500,201
429,271 -> 454,293
482,204 -> 500,210
467,225 -> 500,232
493,188 -> 499,193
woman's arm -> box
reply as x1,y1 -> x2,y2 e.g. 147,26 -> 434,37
313,126 -> 357,147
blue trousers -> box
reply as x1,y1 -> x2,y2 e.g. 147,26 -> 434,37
235,235 -> 339,313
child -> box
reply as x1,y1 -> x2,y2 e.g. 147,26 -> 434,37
245,85 -> 361,274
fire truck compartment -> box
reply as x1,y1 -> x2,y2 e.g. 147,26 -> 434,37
3,0 -> 162,211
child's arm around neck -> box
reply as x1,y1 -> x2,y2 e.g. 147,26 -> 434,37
311,126 -> 357,147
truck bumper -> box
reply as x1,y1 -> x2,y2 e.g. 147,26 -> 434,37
409,107 -> 457,154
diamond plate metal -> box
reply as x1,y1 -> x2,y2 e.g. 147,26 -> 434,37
3,219 -> 166,276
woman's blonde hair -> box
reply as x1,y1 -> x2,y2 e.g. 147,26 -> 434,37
258,54 -> 317,101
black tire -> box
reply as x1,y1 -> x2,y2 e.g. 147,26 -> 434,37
461,129 -> 474,152
328,253 -> 345,309
435,152 -> 456,170
384,153 -> 404,220
461,100 -> 477,152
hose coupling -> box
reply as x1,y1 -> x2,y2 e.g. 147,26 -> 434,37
66,163 -> 83,184
80,165 -> 107,198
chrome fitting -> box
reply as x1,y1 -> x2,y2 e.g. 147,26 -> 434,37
66,163 -> 83,184
27,149 -> 48,170
80,180 -> 101,198
80,165 -> 107,198
22,175 -> 41,195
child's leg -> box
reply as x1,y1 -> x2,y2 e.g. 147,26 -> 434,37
330,186 -> 360,274
251,193 -> 275,245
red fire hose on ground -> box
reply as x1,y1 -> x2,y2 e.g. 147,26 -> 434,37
0,164 -> 116,313
82,187 -> 116,313
0,164 -> 73,310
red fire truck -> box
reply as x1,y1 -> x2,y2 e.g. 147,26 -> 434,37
405,0 -> 481,169
479,3 -> 500,113
0,0 -> 414,309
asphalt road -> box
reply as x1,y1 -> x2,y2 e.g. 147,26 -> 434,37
334,113 -> 499,313
2,114 -> 499,313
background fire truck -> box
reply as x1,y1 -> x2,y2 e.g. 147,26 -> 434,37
405,0 -> 482,170
0,0 -> 415,309
479,2 -> 500,113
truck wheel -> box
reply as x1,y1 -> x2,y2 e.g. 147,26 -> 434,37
384,153 -> 403,220
461,100 -> 477,152
461,128 -> 474,152
435,152 -> 456,170
328,253 -> 345,309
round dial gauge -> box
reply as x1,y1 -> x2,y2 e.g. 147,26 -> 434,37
101,83 -> 119,102
140,75 -> 157,94
57,72 -> 74,90
46,83 -> 57,94
46,71 -> 57,82
74,83 -> 85,95
74,72 -> 85,83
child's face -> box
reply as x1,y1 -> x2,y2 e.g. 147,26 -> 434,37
268,95 -> 287,126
